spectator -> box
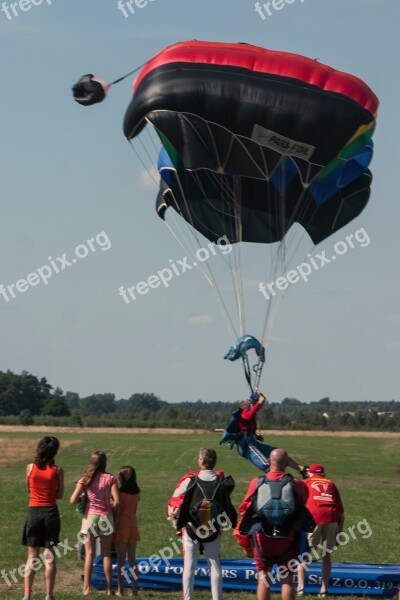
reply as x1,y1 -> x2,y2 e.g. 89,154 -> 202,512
21,436 -> 64,600
167,448 -> 236,600
114,465 -> 141,596
235,448 -> 312,600
70,451 -> 119,596
297,464 -> 344,597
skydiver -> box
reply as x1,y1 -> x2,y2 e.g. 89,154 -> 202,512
220,389 -> 307,476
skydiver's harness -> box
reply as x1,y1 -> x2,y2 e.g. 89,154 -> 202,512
243,352 -> 264,392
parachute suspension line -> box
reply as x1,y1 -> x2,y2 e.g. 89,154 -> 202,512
258,158 -> 317,350
242,344 -> 265,391
283,159 -> 329,271
330,191 -> 346,232
233,176 -> 246,337
164,215 -> 238,342
145,123 -> 162,156
128,133 -> 237,342
284,160 -> 317,267
137,128 -> 162,180
166,170 -> 240,341
127,139 -> 159,187
130,127 -> 237,341
259,177 -> 292,350
197,168 -> 247,340
242,353 -> 254,392
259,239 -> 286,350
163,221 -> 213,287
162,218 -> 240,341
191,171 -> 244,325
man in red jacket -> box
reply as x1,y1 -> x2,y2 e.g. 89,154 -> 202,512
234,448 -> 309,600
296,464 -> 344,597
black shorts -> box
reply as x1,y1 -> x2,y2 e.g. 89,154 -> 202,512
22,506 -> 61,548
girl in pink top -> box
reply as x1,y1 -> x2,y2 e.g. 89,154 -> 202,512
114,466 -> 141,596
70,451 -> 119,596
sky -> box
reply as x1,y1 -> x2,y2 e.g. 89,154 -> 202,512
0,0 -> 399,405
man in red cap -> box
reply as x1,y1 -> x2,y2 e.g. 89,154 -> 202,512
297,464 -> 344,597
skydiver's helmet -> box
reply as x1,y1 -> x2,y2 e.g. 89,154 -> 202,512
249,391 -> 260,405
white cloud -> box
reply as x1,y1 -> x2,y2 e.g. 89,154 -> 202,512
137,167 -> 159,190
187,314 -> 214,326
387,313 -> 400,325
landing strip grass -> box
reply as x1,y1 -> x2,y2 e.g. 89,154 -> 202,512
0,429 -> 399,600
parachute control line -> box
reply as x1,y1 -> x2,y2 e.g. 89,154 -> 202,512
72,64 -> 146,106
224,334 -> 266,391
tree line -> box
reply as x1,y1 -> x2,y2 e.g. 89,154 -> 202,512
0,370 -> 399,431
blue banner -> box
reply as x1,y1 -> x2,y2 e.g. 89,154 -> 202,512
92,557 -> 400,595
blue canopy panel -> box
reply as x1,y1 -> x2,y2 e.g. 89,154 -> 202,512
92,556 -> 400,595
224,335 -> 266,363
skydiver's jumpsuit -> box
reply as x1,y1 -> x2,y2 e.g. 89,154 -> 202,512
237,401 -> 275,472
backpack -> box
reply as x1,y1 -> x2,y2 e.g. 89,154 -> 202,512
176,474 -> 237,543
239,473 -> 298,539
189,477 -> 223,535
253,474 -> 297,537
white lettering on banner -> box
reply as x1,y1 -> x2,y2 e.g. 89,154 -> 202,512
251,124 -> 316,159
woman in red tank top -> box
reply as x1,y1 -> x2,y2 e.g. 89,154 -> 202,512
21,436 -> 64,600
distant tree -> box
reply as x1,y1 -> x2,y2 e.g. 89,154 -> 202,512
65,391 -> 80,410
70,411 -> 84,427
42,394 -> 70,417
125,393 -> 165,415
281,398 -> 301,406
317,397 -> 331,411
80,394 -> 116,416
0,370 -> 52,415
19,409 -> 34,425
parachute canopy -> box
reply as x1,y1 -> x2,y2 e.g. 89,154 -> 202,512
224,335 -> 266,364
123,41 -> 378,389
123,40 -> 378,245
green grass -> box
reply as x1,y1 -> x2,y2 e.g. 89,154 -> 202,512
0,430 -> 399,600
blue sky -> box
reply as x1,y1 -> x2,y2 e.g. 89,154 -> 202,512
0,0 -> 399,405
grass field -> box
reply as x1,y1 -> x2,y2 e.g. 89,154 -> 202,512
0,427 -> 399,600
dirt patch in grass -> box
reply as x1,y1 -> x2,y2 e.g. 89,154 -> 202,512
0,438 -> 81,467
